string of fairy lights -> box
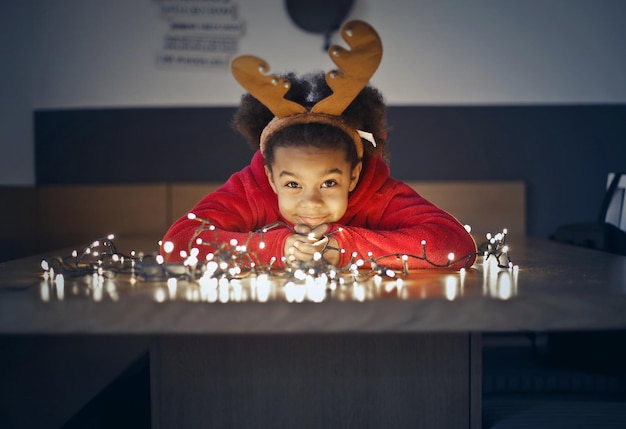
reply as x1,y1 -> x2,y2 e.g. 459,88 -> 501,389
40,214 -> 516,293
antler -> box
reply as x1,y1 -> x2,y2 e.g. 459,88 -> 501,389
231,55 -> 307,117
311,20 -> 383,115
231,20 -> 382,119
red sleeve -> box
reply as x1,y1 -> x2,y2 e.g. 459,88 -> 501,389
160,163 -> 292,266
334,180 -> 477,270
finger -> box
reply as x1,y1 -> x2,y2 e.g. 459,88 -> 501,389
294,224 -> 312,235
293,240 -> 316,256
295,240 -> 328,259
288,245 -> 314,263
311,223 -> 330,237
311,236 -> 329,247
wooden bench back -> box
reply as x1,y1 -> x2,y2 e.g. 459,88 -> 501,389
1,181 -> 525,261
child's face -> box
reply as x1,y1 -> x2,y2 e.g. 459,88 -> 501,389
265,145 -> 362,227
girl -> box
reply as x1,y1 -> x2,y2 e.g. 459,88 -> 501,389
161,21 -> 476,270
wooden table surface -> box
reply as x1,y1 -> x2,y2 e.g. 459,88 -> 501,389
1,236 -> 625,334
1,236 -> 624,429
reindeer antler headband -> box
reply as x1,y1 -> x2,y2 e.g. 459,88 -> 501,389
231,20 -> 383,159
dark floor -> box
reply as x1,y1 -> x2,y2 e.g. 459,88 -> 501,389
482,331 -> 626,429
59,353 -> 151,429
56,332 -> 626,429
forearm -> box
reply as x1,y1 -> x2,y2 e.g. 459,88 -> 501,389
161,218 -> 292,266
328,222 -> 477,270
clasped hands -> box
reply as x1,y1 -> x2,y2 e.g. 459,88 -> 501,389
284,224 -> 340,266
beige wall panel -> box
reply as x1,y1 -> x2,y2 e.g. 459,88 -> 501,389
407,181 -> 526,238
168,183 -> 222,224
0,186 -> 38,261
37,185 -> 168,252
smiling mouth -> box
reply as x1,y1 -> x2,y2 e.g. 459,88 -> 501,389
297,216 -> 327,226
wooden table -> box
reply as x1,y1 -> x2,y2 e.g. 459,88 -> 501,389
1,237 -> 625,428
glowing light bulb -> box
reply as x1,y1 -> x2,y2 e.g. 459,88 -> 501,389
40,282 -> 50,302
294,269 -> 306,280
184,256 -> 198,266
55,274 -> 65,300
167,278 -> 177,299
464,224 -> 472,233
205,261 -> 218,276
187,213 -> 197,220
445,275 -> 457,300
154,289 -> 166,303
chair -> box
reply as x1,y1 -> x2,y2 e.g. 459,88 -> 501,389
604,172 -> 626,232
551,172 -> 626,255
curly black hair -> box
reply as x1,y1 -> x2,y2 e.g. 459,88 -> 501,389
231,71 -> 389,163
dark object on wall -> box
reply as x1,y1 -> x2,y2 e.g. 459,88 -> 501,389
285,0 -> 355,50
551,173 -> 626,255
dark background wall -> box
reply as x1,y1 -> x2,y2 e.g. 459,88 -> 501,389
35,105 -> 626,238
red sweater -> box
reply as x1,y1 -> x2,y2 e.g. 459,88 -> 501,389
161,151 -> 477,269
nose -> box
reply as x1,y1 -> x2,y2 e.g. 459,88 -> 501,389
300,187 -> 323,208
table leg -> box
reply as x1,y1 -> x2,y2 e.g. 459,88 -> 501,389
150,333 -> 481,429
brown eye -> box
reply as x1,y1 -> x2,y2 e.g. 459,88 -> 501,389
322,180 -> 338,188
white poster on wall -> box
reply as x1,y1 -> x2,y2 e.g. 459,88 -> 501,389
154,0 -> 245,70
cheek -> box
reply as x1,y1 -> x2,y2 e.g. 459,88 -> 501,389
276,192 -> 296,210
328,194 -> 350,216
